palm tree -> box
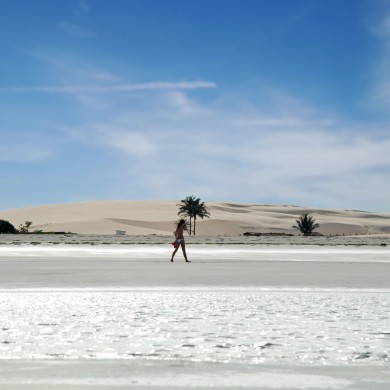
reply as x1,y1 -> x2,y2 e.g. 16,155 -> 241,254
293,213 -> 320,236
177,196 -> 197,235
177,195 -> 210,235
192,199 -> 210,236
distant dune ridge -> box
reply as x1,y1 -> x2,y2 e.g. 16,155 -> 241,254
0,200 -> 389,236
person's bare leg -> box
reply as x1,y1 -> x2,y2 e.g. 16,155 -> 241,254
171,247 -> 178,262
181,241 -> 190,262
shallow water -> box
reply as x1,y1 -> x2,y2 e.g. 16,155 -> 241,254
1,290 -> 389,365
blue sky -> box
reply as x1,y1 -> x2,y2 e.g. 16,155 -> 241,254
1,0 -> 390,211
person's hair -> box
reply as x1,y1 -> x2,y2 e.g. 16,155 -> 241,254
178,219 -> 186,227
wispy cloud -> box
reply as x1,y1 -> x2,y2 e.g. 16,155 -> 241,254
94,128 -> 157,158
74,0 -> 91,17
2,81 -> 217,94
0,146 -> 51,163
234,117 -> 337,128
59,0 -> 94,38
370,15 -> 390,39
60,87 -> 390,210
367,10 -> 390,110
25,50 -> 120,83
9,50 -> 389,210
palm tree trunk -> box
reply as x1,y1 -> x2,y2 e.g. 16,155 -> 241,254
189,216 -> 192,235
193,216 -> 196,236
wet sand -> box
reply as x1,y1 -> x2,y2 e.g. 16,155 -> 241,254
0,245 -> 390,289
1,360 -> 389,390
1,257 -> 390,289
1,245 -> 389,389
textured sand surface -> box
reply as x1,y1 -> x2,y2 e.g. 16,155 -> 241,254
1,200 -> 390,236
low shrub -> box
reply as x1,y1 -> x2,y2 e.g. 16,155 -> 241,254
0,219 -> 17,234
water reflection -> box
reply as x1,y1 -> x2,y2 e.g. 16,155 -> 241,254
0,291 -> 389,365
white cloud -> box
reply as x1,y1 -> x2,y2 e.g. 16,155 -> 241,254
166,91 -> 209,115
61,87 -> 390,211
22,53 -> 389,210
100,131 -> 157,158
232,131 -> 390,176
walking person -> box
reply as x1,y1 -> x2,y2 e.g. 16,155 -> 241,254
170,219 -> 190,263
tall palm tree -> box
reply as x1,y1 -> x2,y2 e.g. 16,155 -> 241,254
177,196 -> 210,235
293,213 -> 320,236
192,199 -> 210,236
177,196 -> 197,235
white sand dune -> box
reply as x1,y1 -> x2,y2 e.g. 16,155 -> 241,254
1,200 -> 389,236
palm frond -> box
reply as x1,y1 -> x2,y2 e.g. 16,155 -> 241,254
293,213 -> 320,236
177,195 -> 211,235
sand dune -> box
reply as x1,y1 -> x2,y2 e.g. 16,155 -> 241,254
0,200 -> 389,236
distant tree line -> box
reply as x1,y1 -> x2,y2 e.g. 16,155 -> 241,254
0,219 -> 16,234
0,220 -> 34,234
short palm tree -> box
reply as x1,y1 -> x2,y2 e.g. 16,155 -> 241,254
177,195 -> 210,235
293,213 -> 320,236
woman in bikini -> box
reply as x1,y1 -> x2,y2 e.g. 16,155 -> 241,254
170,219 -> 190,263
